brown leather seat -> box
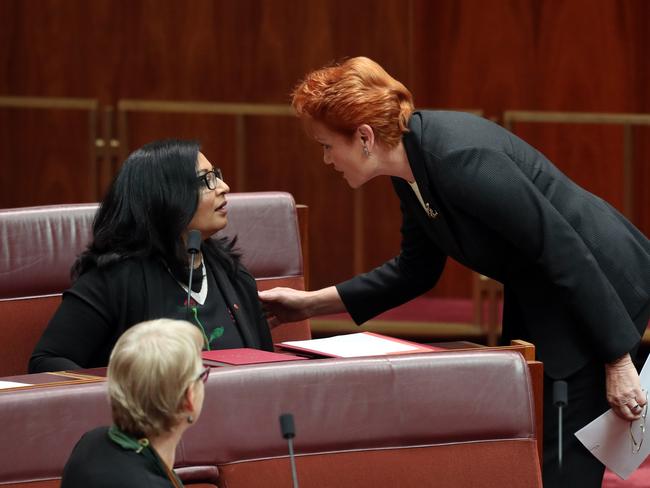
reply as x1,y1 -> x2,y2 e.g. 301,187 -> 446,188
0,350 -> 541,487
0,192 -> 310,376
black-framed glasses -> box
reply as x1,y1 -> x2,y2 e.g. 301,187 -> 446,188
197,168 -> 223,191
630,391 -> 648,454
196,366 -> 210,384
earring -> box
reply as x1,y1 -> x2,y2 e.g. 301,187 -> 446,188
187,415 -> 194,424
363,145 -> 370,157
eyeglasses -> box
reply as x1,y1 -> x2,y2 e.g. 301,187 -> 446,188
196,366 -> 210,384
197,168 -> 224,191
630,392 -> 648,454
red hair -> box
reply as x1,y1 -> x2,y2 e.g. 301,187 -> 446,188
291,57 -> 414,148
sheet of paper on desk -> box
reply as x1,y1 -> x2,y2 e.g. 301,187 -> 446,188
0,381 -> 33,390
575,355 -> 650,479
279,332 -> 436,358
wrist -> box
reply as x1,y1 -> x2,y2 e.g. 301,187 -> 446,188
606,353 -> 633,370
306,286 -> 344,317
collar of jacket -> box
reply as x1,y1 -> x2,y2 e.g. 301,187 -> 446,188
398,111 -> 465,261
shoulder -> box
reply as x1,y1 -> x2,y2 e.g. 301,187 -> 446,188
75,257 -> 140,280
410,110 -> 488,136
408,110 -> 513,159
62,427 -> 170,488
205,249 -> 257,289
66,258 -> 157,309
73,257 -> 161,288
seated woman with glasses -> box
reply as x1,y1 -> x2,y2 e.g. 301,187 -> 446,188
61,318 -> 209,488
29,139 -> 273,373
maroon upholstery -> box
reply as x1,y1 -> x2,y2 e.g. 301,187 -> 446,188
192,350 -> 542,487
0,350 -> 541,487
0,192 -> 310,376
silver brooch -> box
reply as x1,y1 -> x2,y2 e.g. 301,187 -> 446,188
425,203 -> 439,220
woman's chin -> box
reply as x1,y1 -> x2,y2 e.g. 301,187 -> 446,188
345,175 -> 367,189
212,216 -> 228,233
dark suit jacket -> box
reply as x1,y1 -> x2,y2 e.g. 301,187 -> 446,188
337,110 -> 650,378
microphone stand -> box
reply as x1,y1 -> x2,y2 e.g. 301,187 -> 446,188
553,380 -> 568,469
279,413 -> 299,488
185,230 -> 202,321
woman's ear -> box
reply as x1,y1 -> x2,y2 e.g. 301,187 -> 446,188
357,124 -> 375,151
182,384 -> 196,414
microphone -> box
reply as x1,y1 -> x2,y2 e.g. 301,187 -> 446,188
279,413 -> 299,488
553,380 -> 568,469
185,230 -> 202,320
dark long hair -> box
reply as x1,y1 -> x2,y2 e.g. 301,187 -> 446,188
72,139 -> 238,280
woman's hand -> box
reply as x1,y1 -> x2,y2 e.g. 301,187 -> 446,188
258,286 -> 345,328
605,353 -> 647,421
258,287 -> 313,327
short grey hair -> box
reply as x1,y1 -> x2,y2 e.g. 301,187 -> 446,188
107,319 -> 203,437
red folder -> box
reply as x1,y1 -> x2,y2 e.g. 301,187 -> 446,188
201,348 -> 308,366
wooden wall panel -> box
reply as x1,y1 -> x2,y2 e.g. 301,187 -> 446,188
633,126 -> 650,237
0,107 -> 96,207
510,124 -> 626,211
411,0 -> 650,114
118,113 -> 239,187
244,116 -> 356,290
1,0 -> 649,298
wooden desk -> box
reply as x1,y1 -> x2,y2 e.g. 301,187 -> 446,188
0,370 -> 105,393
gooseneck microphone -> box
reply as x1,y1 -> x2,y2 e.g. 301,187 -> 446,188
553,380 -> 568,469
185,230 -> 202,320
279,413 -> 299,488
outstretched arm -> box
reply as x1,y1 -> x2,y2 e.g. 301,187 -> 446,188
258,286 -> 345,328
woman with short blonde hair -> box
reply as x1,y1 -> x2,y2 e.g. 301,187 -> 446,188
62,319 -> 209,488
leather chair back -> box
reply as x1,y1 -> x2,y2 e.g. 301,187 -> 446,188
0,192 -> 310,376
0,350 -> 541,487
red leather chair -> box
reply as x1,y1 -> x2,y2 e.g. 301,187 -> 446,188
0,192 -> 310,376
0,350 -> 541,487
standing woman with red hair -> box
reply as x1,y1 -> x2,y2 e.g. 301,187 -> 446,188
260,56 -> 650,486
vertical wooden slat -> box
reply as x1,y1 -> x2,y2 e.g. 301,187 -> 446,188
622,124 -> 634,220
296,204 -> 309,289
235,114 -> 247,191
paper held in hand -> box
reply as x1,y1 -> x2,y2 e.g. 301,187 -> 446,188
575,354 -> 650,479
277,332 -> 444,358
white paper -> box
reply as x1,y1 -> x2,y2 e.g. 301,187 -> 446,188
575,355 -> 650,479
0,381 -> 32,390
281,332 -> 420,357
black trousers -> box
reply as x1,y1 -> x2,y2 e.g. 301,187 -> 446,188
542,361 -> 610,487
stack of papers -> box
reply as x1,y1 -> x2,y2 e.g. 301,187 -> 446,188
0,381 -> 32,390
277,332 -> 444,358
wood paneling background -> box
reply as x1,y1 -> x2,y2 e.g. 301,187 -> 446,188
1,0 -> 649,298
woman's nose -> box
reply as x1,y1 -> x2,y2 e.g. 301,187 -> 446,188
216,178 -> 230,194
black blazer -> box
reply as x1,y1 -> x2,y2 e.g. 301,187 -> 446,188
61,427 -> 176,488
337,111 -> 650,378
